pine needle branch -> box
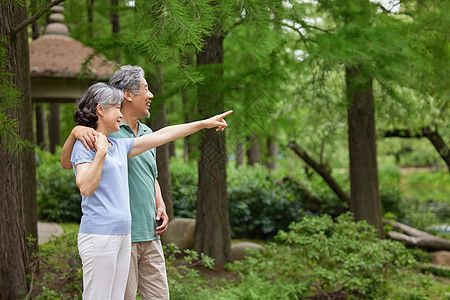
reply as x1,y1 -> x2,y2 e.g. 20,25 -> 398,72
9,0 -> 66,37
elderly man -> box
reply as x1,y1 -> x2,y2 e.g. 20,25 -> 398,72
61,65 -> 170,299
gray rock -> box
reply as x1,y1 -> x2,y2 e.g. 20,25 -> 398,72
37,221 -> 64,244
431,250 -> 450,266
161,218 -> 196,250
231,242 -> 265,261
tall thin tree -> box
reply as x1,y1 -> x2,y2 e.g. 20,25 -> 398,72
0,2 -> 37,297
194,29 -> 232,267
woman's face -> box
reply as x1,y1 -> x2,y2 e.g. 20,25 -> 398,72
99,104 -> 123,134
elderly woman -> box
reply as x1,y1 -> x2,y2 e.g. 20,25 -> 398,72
69,82 -> 231,299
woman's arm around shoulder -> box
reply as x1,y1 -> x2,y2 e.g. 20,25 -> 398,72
61,126 -> 98,169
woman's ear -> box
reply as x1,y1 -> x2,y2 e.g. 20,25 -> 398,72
96,104 -> 104,116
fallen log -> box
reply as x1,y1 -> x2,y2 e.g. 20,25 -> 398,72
384,219 -> 450,251
417,262 -> 450,278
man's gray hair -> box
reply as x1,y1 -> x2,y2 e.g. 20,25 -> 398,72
109,65 -> 145,95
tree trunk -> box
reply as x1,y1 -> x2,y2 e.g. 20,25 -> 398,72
147,67 -> 174,221
266,132 -> 279,170
422,127 -> 450,171
35,104 -> 46,149
110,0 -> 119,36
169,141 -> 175,158
0,2 -> 38,298
48,102 -> 60,154
346,65 -> 384,238
235,141 -> 244,167
87,0 -> 95,38
29,0 -> 41,40
246,135 -> 260,166
109,0 -> 120,61
195,33 -> 231,267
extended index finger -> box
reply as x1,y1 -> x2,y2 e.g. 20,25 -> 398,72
219,110 -> 233,118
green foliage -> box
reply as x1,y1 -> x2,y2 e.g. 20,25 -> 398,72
380,187 -> 405,219
35,147 -> 81,222
386,270 -> 447,300
404,170 -> 450,188
33,227 -> 82,299
0,41 -> 33,154
31,220 -> 448,299
120,0 -> 215,62
170,158 -> 198,219
171,159 -> 348,238
163,243 -> 217,299
225,213 -> 417,299
214,271 -> 309,300
275,213 -> 415,298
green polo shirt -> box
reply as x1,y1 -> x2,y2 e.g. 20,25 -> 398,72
109,121 -> 159,242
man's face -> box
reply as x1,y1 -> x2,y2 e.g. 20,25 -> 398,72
132,79 -> 154,119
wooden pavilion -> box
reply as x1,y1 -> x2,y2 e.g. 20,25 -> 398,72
29,5 -> 117,152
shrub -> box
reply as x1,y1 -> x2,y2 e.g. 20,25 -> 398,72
227,213 -> 418,299
31,227 -> 82,299
227,174 -> 305,239
163,243 -> 217,300
35,147 -> 81,222
170,158 -> 198,219
380,187 -> 406,220
171,160 -> 348,238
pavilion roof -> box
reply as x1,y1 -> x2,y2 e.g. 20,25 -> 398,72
29,34 -> 117,81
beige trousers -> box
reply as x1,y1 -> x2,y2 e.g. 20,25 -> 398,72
124,239 -> 169,300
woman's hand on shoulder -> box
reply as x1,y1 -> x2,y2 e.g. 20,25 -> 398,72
95,133 -> 109,155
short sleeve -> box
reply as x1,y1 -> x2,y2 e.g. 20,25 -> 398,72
70,140 -> 95,167
113,137 -> 135,155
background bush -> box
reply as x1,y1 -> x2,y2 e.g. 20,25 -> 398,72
221,213 -> 443,299
31,215 -> 447,299
171,159 -> 347,238
36,147 -> 81,222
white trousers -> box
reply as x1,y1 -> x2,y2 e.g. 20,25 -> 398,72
78,233 -> 131,300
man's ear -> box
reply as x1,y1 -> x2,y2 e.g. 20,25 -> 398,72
124,90 -> 133,102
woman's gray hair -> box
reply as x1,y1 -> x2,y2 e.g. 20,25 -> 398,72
109,65 -> 144,95
94,82 -> 124,107
74,82 -> 124,128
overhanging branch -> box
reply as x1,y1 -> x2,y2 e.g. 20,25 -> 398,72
287,141 -> 350,204
384,127 -> 450,172
9,0 -> 66,38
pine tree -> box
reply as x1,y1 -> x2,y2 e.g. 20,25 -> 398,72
276,0 -> 449,235
1,1 -> 37,297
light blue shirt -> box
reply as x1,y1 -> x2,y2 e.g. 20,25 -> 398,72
71,138 -> 135,235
